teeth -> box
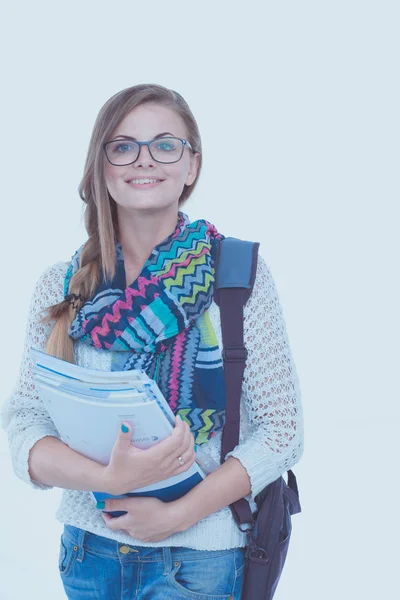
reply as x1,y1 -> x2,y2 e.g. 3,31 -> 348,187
129,178 -> 161,184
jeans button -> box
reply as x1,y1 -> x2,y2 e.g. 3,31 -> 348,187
119,545 -> 130,554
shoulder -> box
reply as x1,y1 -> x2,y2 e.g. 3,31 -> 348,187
252,253 -> 277,296
243,252 -> 282,321
30,261 -> 69,315
35,260 -> 69,287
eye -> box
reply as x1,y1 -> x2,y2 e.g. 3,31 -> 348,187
115,143 -> 134,153
155,140 -> 177,152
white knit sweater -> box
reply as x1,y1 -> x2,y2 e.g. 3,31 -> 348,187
1,255 -> 304,550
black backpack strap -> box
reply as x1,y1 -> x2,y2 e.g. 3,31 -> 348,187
214,237 -> 260,529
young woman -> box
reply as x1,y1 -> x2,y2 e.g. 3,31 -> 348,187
2,83 -> 304,600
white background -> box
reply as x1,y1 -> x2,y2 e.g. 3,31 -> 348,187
0,1 -> 399,598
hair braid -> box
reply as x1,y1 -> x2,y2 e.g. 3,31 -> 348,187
41,201 -> 102,363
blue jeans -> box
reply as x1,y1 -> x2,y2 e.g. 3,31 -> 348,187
59,524 -> 245,599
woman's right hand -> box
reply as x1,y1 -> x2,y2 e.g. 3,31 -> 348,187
101,416 -> 197,496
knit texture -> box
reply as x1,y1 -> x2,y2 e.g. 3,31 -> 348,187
1,256 -> 304,550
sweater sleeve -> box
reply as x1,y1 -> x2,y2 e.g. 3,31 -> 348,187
225,254 -> 305,499
1,261 -> 68,490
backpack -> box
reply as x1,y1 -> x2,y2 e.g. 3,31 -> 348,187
214,236 -> 302,600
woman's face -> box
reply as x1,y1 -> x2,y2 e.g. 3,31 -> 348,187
104,102 -> 200,213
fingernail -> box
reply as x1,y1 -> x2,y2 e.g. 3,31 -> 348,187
178,414 -> 184,421
121,423 -> 129,433
96,501 -> 105,509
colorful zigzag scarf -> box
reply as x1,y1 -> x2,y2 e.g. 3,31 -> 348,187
64,212 -> 227,444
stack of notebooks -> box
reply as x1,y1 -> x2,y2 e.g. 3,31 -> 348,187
30,348 -> 218,513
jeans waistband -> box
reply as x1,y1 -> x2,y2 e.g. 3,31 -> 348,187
62,524 -> 241,563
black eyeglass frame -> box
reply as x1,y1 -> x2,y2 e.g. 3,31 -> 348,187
103,136 -> 194,166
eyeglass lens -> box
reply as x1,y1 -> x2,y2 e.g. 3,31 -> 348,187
106,137 -> 184,165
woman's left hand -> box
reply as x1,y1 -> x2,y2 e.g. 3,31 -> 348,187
99,496 -> 185,543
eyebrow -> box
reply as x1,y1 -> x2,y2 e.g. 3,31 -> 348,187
112,131 -> 176,141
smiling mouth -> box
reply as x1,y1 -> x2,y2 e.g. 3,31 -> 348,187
127,178 -> 164,185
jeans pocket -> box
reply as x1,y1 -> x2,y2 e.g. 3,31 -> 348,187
58,534 -> 78,578
169,550 -> 237,600
234,547 -> 245,577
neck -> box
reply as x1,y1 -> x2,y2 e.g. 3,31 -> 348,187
116,204 -> 180,267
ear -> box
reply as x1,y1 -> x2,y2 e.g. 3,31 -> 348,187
185,152 -> 200,186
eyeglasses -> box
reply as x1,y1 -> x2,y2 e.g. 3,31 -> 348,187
103,136 -> 194,166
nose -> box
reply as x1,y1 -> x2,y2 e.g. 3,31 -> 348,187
134,142 -> 156,167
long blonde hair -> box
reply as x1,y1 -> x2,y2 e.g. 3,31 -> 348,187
41,84 -> 203,363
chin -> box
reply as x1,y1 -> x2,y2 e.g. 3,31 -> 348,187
119,197 -> 176,212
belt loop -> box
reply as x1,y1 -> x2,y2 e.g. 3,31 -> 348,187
162,547 -> 172,575
75,528 -> 86,563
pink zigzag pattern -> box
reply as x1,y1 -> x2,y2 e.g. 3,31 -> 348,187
87,273 -> 159,348
168,330 -> 186,411
206,223 -> 223,238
